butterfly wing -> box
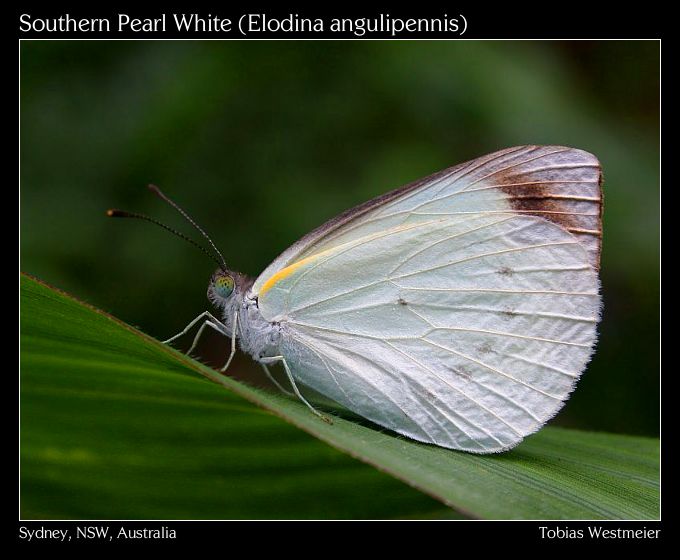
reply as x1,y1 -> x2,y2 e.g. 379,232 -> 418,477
256,213 -> 600,452
251,146 -> 602,452
252,145 -> 602,296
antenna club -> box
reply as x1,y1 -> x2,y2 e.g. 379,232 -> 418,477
104,203 -> 225,270
108,184 -> 228,271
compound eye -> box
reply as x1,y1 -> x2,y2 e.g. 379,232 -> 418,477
213,274 -> 234,299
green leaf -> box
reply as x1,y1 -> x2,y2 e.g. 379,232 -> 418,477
20,274 -> 659,520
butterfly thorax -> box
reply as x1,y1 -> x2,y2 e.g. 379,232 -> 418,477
209,269 -> 282,361
235,291 -> 283,361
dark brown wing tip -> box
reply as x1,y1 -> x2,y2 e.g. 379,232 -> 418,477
494,146 -> 603,270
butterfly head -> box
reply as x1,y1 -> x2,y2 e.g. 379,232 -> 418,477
208,269 -> 235,303
207,268 -> 253,311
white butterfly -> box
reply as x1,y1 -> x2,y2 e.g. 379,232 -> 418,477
111,145 -> 603,453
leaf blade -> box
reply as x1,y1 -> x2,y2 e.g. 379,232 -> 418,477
20,274 -> 659,519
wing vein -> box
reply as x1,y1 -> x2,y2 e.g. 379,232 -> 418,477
408,302 -> 598,323
421,326 -> 591,348
458,148 -> 577,192
388,215 -> 516,275
293,330 -> 488,448
463,180 -> 599,194
421,338 -> 564,401
382,340 -> 523,439
392,241 -> 580,281
399,286 -> 599,296
430,146 -> 536,198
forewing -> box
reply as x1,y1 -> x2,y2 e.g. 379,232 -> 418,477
260,214 -> 600,452
253,145 -> 602,294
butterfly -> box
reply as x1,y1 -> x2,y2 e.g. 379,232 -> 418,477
109,145 -> 603,453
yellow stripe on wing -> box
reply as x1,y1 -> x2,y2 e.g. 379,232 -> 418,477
258,249 -> 333,297
257,217 -> 450,297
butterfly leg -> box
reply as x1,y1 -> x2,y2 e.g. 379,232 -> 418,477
219,311 -> 239,373
162,311 -> 226,344
259,356 -> 333,424
187,319 -> 230,355
260,364 -> 295,397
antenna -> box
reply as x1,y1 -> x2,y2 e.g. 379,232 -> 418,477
106,209 -> 226,271
147,184 -> 227,271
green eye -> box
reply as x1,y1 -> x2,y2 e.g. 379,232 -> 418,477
214,275 -> 234,299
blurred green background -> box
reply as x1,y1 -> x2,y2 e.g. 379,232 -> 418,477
20,40 -> 659,437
